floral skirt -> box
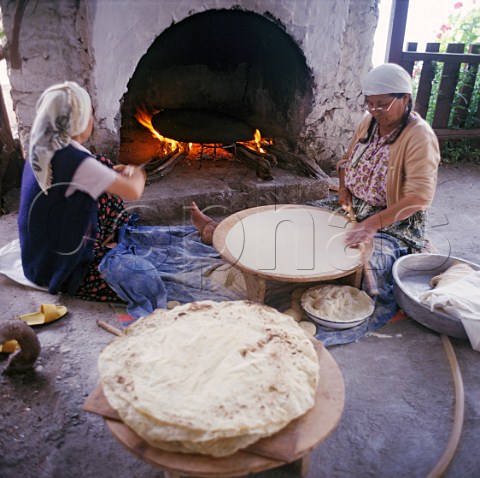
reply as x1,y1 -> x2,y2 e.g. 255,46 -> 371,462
75,155 -> 131,302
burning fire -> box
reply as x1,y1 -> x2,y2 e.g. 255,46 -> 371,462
254,128 -> 266,153
135,108 -> 271,159
135,108 -> 189,155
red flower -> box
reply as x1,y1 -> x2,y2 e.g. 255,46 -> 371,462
436,33 -> 442,38
454,1 -> 463,8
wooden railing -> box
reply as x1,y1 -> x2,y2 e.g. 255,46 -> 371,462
387,0 -> 480,141
400,42 -> 480,140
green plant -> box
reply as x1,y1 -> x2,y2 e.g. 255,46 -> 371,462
415,2 -> 480,163
436,2 -> 479,47
441,138 -> 480,163
434,2 -> 480,129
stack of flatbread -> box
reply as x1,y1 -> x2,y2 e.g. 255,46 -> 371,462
301,284 -> 374,323
98,300 -> 320,457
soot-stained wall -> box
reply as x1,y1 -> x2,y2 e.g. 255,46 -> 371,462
0,0 -> 378,172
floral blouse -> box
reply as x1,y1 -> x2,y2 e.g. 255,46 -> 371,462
344,122 -> 396,206
338,120 -> 427,252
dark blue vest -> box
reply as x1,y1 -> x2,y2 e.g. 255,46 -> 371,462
18,146 -> 98,294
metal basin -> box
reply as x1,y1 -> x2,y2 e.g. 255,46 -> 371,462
392,254 -> 480,339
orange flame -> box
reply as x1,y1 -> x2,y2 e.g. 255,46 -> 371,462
135,108 -> 271,158
254,129 -> 266,153
135,108 -> 182,154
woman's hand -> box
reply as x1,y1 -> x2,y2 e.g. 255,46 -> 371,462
338,187 -> 352,210
344,194 -> 430,247
344,218 -> 378,248
113,164 -> 145,178
107,164 -> 146,200
113,164 -> 129,175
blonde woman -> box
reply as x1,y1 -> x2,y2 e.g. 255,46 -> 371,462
18,81 -> 146,301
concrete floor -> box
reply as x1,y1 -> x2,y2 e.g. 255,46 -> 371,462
0,162 -> 479,478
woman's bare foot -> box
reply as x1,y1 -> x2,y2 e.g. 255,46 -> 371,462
191,201 -> 219,245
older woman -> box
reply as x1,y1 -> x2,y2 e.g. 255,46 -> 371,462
18,81 -> 146,301
306,63 -> 440,345
338,63 -> 440,252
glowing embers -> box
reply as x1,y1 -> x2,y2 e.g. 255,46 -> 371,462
135,107 -> 271,152
135,107 -> 275,180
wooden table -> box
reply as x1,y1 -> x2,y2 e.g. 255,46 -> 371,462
84,340 -> 344,478
212,205 -> 371,303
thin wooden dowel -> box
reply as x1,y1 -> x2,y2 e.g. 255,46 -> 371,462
96,319 -> 123,337
425,335 -> 465,478
346,205 -> 379,296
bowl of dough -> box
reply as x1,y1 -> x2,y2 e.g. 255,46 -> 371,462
301,284 -> 375,329
392,254 -> 480,339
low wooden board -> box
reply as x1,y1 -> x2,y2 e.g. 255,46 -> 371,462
212,204 -> 372,283
84,340 -> 345,478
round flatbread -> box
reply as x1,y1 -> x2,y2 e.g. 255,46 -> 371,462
98,300 -> 319,457
298,321 -> 317,337
301,284 -> 374,323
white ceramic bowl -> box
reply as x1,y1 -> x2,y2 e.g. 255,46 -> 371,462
301,284 -> 374,330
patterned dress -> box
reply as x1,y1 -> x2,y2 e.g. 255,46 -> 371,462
75,155 -> 132,302
342,120 -> 426,252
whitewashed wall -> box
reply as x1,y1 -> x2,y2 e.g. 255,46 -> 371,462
0,0 -> 378,171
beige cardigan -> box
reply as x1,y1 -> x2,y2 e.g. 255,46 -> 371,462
337,112 -> 440,208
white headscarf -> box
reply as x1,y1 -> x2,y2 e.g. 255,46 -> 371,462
362,63 -> 413,96
28,81 -> 92,193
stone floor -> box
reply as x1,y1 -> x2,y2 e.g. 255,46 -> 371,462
0,162 -> 479,478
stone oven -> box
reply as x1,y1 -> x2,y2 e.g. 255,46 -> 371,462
0,0 -> 378,219
119,8 -> 315,166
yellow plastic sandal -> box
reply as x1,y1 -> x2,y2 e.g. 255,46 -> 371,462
0,340 -> 19,353
17,304 -> 68,326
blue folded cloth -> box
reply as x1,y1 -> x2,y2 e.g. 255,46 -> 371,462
99,225 -> 244,320
99,224 -> 406,346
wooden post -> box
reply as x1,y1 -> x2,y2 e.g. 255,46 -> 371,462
0,80 -> 20,211
432,43 -> 466,129
403,42 -> 417,76
0,73 -> 15,154
414,43 -> 441,119
242,272 -> 266,303
386,0 -> 410,66
451,44 -> 480,128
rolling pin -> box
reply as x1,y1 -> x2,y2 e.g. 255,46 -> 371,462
346,204 -> 379,296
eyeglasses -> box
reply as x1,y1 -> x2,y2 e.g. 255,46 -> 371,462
365,97 -> 397,113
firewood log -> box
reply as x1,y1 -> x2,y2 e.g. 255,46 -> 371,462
222,144 -> 273,181
147,150 -> 189,182
265,143 -> 328,179
144,147 -> 180,173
